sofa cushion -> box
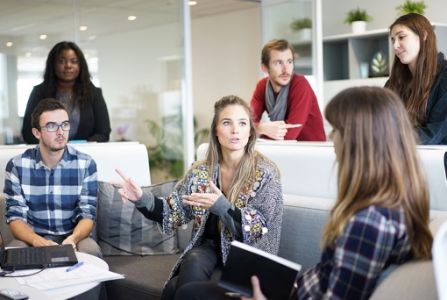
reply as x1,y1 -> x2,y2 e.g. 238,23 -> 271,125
0,199 -> 14,244
279,206 -> 327,272
97,181 -> 179,256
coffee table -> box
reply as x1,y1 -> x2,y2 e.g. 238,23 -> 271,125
0,252 -> 108,300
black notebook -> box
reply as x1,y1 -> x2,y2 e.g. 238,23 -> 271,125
0,231 -> 78,271
218,240 -> 302,300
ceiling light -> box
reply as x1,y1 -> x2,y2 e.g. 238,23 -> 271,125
40,34 -> 47,40
25,52 -> 32,58
79,25 -> 88,31
128,15 -> 137,21
88,35 -> 96,41
6,41 -> 13,47
189,1 -> 198,6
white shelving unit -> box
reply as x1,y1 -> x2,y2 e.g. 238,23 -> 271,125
323,28 -> 391,81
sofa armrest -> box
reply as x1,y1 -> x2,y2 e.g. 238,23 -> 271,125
370,260 -> 437,300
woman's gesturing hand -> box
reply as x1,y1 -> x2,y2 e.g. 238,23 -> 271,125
182,181 -> 222,209
114,168 -> 143,202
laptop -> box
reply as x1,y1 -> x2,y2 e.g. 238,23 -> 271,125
0,231 -> 78,271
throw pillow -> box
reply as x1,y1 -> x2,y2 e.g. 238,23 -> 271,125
96,180 -> 179,256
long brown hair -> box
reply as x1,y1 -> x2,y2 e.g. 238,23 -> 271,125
387,13 -> 438,126
205,95 -> 258,204
323,86 -> 432,258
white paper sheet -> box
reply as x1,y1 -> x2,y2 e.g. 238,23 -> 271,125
14,263 -> 124,290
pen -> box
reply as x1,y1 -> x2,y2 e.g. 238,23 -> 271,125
66,261 -> 84,272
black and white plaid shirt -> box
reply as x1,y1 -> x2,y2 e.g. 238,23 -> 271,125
297,205 -> 412,300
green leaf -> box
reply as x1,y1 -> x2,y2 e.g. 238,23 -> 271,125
290,18 -> 312,32
396,1 -> 427,15
344,7 -> 372,24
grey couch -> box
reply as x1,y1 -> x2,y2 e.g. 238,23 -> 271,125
1,196 -> 444,300
2,141 -> 447,299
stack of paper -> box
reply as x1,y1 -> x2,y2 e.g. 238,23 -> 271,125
15,263 -> 124,290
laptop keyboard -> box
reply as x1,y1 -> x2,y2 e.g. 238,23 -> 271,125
8,247 -> 47,265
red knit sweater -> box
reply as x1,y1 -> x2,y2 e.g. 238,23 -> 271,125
250,74 -> 326,141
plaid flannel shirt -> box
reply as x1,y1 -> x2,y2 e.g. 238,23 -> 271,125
4,145 -> 97,236
297,205 -> 412,300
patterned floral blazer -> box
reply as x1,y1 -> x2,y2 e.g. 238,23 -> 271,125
158,152 -> 283,282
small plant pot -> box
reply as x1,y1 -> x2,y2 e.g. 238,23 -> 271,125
296,28 -> 312,41
351,21 -> 366,34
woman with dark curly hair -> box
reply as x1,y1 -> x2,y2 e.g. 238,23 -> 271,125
22,41 -> 111,143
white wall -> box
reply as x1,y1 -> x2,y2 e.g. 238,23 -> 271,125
322,0 -> 447,36
191,8 -> 262,129
93,7 -> 263,145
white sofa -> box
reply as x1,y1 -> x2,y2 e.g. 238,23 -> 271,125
0,142 -> 151,190
0,142 -> 150,244
198,141 -> 447,211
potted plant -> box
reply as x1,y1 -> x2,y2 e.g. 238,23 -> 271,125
290,18 -> 312,41
396,1 -> 427,15
146,115 -> 209,182
344,8 -> 372,34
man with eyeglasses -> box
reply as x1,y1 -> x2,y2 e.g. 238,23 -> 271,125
3,98 -> 101,257
251,39 -> 326,141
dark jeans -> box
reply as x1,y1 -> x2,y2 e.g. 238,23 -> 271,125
174,282 -> 229,300
161,240 -> 222,300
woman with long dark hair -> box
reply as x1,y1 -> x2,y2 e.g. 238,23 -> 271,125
387,13 -> 447,144
22,41 -> 111,143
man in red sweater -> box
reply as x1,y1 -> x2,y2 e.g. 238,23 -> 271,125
251,39 -> 326,141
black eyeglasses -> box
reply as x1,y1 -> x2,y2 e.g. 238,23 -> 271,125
40,121 -> 71,132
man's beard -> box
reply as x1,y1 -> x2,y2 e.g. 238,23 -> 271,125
47,138 -> 67,152
49,145 -> 65,152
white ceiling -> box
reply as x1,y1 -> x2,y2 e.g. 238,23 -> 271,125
0,0 -> 259,56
